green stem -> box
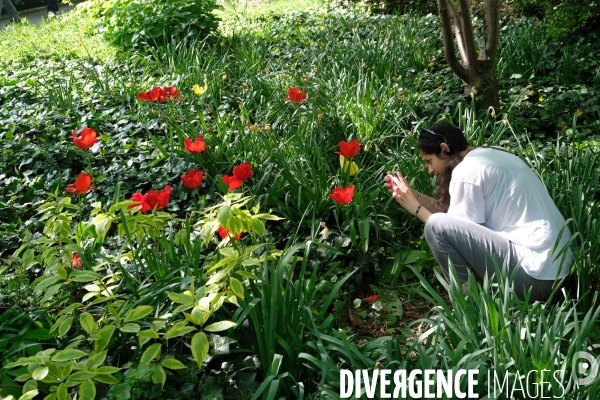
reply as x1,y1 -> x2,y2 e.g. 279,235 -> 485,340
87,152 -> 97,202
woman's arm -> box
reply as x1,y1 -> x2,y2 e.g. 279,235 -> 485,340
411,190 -> 440,214
385,171 -> 435,223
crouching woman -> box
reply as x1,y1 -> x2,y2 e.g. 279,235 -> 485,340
385,120 -> 572,301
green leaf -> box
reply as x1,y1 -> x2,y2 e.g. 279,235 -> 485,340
403,249 -> 428,264
160,359 -> 187,370
23,378 -> 38,393
164,325 -> 196,340
80,312 -> 97,335
235,270 -> 259,280
138,328 -> 159,347
42,284 -> 65,305
191,332 -> 209,368
151,365 -> 166,387
78,379 -> 96,400
91,325 -> 116,353
56,383 -> 70,400
229,277 -> 244,300
204,321 -> 237,332
69,271 -> 102,283
31,366 -> 49,381
217,204 -> 231,227
57,265 -> 68,280
58,316 -> 73,337
14,372 -> 32,382
167,291 -> 195,305
140,343 -> 161,365
138,329 -> 159,338
92,213 -> 113,241
241,258 -> 260,266
66,371 -> 97,383
21,248 -> 35,269
86,351 -> 107,371
120,323 -> 140,333
18,390 -> 39,400
252,213 -> 284,221
92,374 -> 120,384
183,311 -> 201,325
35,276 -> 63,291
51,349 -> 87,363
250,219 -> 265,236
62,362 -> 74,380
1,372 -> 19,398
58,303 -> 84,316
192,307 -> 209,324
94,366 -> 120,374
206,271 -> 227,286
23,328 -> 52,340
124,305 -> 153,323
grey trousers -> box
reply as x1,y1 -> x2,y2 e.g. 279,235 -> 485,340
424,213 -> 557,302
1,0 -> 20,21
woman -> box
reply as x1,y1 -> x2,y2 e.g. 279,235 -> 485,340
1,0 -> 21,23
384,120 -> 572,301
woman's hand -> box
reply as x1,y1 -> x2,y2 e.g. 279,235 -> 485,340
383,171 -> 420,214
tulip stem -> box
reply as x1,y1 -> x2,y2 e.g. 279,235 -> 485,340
86,152 -> 97,202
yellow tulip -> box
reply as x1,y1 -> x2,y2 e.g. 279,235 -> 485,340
193,75 -> 208,95
339,155 -> 359,176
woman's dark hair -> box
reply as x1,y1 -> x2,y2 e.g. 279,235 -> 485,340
418,120 -> 469,213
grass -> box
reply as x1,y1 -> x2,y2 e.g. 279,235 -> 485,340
0,3 -> 118,62
219,0 -> 327,19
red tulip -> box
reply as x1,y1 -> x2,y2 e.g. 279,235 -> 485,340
233,162 -> 253,181
330,185 -> 355,204
222,175 -> 242,190
65,173 -> 92,195
162,86 -> 182,102
138,87 -> 159,102
181,170 -> 204,189
286,87 -> 306,102
335,138 -> 360,158
71,128 -> 97,150
144,190 -> 160,209
72,253 -> 83,268
217,226 -> 242,240
184,136 -> 207,153
217,226 -> 229,239
128,185 -> 171,212
365,294 -> 379,303
138,86 -> 182,103
130,193 -> 150,212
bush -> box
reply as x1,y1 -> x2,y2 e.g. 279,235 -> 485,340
95,0 -> 223,48
328,0 -> 437,15
507,0 -> 600,38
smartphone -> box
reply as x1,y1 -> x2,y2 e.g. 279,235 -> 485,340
388,175 -> 396,192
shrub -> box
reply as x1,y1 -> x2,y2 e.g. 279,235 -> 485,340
327,0 -> 437,14
506,0 -> 600,39
95,0 -> 223,48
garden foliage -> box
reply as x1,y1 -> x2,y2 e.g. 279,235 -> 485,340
0,3 -> 600,399
507,0 -> 600,38
90,0 -> 223,48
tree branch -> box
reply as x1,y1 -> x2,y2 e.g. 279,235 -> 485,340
437,0 -> 469,81
483,0 -> 499,59
447,1 -> 469,64
456,0 -> 479,71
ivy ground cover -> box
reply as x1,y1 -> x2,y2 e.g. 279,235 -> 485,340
1,3 -> 600,399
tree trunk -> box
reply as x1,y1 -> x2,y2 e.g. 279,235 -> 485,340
472,59 -> 499,109
436,0 -> 500,109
